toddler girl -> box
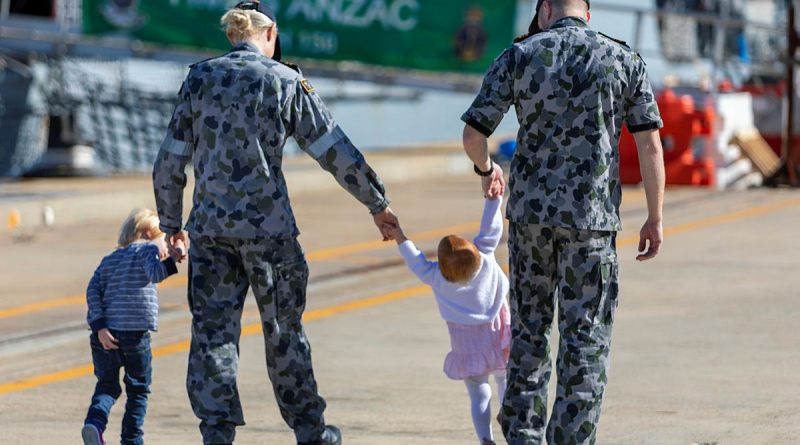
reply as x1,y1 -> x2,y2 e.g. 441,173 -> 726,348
387,197 -> 510,445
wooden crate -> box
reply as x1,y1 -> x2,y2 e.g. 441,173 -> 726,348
730,128 -> 782,178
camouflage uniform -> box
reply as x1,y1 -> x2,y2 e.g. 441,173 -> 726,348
462,17 -> 662,445
153,42 -> 389,444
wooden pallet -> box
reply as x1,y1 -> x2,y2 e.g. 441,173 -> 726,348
730,128 -> 782,178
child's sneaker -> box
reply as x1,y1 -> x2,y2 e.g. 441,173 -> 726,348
81,423 -> 105,445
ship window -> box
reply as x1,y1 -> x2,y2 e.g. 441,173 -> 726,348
10,0 -> 55,18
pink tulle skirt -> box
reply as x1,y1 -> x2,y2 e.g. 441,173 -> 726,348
443,303 -> 511,380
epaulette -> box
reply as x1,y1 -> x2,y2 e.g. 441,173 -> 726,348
189,56 -> 216,69
598,32 -> 645,64
514,32 -> 532,44
598,32 -> 632,50
279,60 -> 300,72
513,30 -> 543,44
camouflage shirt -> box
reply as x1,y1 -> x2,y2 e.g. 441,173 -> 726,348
153,42 -> 389,239
462,17 -> 662,232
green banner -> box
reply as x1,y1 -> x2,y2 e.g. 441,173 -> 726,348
82,0 -> 516,73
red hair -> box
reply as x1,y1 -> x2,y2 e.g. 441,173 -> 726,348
438,235 -> 480,283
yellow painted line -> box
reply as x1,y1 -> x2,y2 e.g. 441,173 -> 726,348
0,222 -> 476,320
306,222 -> 478,261
0,286 -> 430,395
0,295 -> 85,318
0,276 -> 188,319
0,364 -> 95,395
617,196 -> 800,247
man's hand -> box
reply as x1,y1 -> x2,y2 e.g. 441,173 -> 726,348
463,125 -> 505,199
482,163 -> 506,199
167,231 -> 189,263
636,218 -> 663,261
373,207 -> 399,241
633,129 -> 665,262
97,328 -> 119,350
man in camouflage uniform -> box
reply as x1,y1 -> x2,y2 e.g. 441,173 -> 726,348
152,2 -> 396,444
460,0 -> 666,444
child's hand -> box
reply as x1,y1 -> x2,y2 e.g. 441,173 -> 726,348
153,234 -> 169,260
97,328 -> 119,350
171,239 -> 188,263
383,223 -> 407,244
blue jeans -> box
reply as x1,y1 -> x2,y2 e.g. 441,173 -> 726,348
85,330 -> 152,445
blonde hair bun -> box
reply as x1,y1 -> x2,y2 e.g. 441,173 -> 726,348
221,9 -> 273,43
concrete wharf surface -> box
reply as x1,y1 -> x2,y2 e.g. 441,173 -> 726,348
1,149 -> 799,445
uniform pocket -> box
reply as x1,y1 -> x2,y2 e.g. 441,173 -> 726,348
272,255 -> 309,322
592,257 -> 618,326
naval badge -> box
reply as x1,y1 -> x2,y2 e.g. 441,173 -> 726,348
300,79 -> 315,94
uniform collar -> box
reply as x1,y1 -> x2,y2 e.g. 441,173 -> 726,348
549,16 -> 589,30
231,41 -> 262,55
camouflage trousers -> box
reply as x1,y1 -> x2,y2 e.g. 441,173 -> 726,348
501,223 -> 619,445
187,235 -> 327,444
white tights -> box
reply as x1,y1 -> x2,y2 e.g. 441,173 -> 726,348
463,371 -> 507,444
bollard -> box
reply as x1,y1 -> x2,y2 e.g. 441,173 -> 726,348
42,206 -> 55,228
8,209 -> 21,232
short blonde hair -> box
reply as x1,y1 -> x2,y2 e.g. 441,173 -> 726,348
118,209 -> 162,247
438,235 -> 481,283
220,8 -> 274,43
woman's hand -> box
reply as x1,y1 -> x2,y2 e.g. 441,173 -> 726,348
372,207 -> 399,241
383,223 -> 407,245
167,231 -> 190,263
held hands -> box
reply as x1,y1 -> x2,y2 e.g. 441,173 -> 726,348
481,163 -> 506,200
373,207 -> 399,242
97,328 -> 119,350
636,217 -> 663,261
166,231 -> 189,263
382,222 -> 407,245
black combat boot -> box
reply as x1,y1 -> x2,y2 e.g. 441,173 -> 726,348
298,425 -> 342,445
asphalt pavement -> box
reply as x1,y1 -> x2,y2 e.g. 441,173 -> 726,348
1,156 -> 798,445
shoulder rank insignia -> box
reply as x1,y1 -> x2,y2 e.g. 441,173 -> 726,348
598,32 -> 644,64
300,79 -> 315,94
189,56 -> 215,69
514,32 -> 536,44
598,32 -> 631,49
280,60 -> 300,72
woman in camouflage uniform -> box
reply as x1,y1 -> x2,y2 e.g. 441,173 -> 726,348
152,2 -> 398,444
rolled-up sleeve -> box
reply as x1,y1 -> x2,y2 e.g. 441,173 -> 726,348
461,48 -> 515,137
153,79 -> 193,234
285,77 -> 389,214
625,58 -> 663,133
